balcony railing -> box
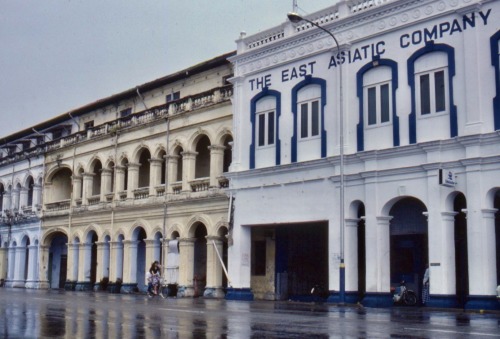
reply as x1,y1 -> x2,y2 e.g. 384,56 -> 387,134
133,187 -> 149,200
45,200 -> 71,212
171,182 -> 182,194
88,195 -> 100,206
189,178 -> 210,192
155,185 -> 165,197
1,84 -> 232,166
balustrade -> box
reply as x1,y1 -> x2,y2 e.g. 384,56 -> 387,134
87,195 -> 100,205
45,200 -> 71,211
133,187 -> 149,200
189,178 -> 210,192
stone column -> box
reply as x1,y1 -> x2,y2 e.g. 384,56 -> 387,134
114,166 -> 126,200
344,218 -> 359,294
180,152 -> 197,193
71,175 -> 83,206
204,236 -> 225,298
12,246 -> 26,287
82,173 -> 94,205
32,184 -> 42,211
108,241 -> 121,282
76,243 -> 92,290
25,244 -> 39,288
178,237 -> 196,297
0,246 -> 7,281
208,145 -> 225,188
478,209 -> 498,294
166,155 -> 180,193
11,187 -> 20,212
19,187 -> 28,212
101,169 -> 113,200
438,211 -> 458,295
376,216 -> 392,293
149,158 -> 163,196
123,240 -> 138,285
38,245 -> 50,289
66,242 -> 79,282
144,239 -> 157,275
126,163 -> 140,199
2,191 -> 10,213
95,241 -> 108,288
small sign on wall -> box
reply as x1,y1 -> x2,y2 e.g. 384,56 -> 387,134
439,169 -> 457,187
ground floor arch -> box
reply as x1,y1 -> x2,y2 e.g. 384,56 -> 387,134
46,232 -> 68,289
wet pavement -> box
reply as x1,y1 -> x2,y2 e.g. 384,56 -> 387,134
0,288 -> 499,338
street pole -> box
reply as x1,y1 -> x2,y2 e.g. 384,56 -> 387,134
287,12 -> 345,304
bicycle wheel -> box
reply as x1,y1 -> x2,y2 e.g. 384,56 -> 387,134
404,291 -> 417,306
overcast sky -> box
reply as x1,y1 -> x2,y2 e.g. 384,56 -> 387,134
0,0 -> 334,139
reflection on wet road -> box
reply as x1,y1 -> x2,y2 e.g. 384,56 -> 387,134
0,289 -> 498,338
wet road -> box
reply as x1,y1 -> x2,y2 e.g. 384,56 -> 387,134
0,289 -> 499,338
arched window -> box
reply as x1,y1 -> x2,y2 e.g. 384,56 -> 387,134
356,59 -> 399,152
291,77 -> 327,163
407,43 -> 457,143
92,161 -> 102,196
26,176 -> 34,208
138,150 -> 151,188
250,88 -> 281,169
195,136 -> 211,179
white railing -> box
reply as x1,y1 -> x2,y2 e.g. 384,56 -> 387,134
133,187 -> 149,200
189,178 -> 210,192
45,200 -> 71,211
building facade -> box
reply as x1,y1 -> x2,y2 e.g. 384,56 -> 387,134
0,52 -> 235,298
227,0 -> 500,310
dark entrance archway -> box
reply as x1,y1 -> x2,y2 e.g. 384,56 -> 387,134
275,222 -> 328,302
47,232 -> 68,289
389,198 -> 428,303
193,224 -> 207,297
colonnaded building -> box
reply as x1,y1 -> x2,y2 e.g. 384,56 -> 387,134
0,52 -> 235,298
226,0 -> 500,310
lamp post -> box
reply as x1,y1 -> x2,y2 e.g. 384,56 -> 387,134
287,12 -> 345,304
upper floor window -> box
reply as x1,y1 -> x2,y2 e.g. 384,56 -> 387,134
297,85 -> 321,140
84,121 -> 94,130
120,108 -> 132,118
255,96 -> 276,148
414,52 -> 448,116
166,91 -> 180,103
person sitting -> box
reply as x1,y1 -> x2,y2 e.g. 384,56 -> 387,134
149,261 -> 162,295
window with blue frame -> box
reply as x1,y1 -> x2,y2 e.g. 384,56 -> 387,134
416,67 -> 448,116
250,90 -> 281,169
407,43 -> 457,143
291,77 -> 327,162
297,86 -> 321,140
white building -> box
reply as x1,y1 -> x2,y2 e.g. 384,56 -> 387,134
227,0 -> 500,310
0,52 -> 235,298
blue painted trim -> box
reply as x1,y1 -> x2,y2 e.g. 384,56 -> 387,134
225,287 -> 254,301
356,58 -> 400,152
465,295 -> 500,311
491,30 -> 500,131
290,76 -> 327,163
249,88 -> 282,169
424,294 -> 459,308
361,292 -> 393,308
75,281 -> 93,291
407,41 -> 457,144
327,291 -> 359,304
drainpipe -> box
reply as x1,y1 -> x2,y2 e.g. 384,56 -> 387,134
161,115 -> 170,274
